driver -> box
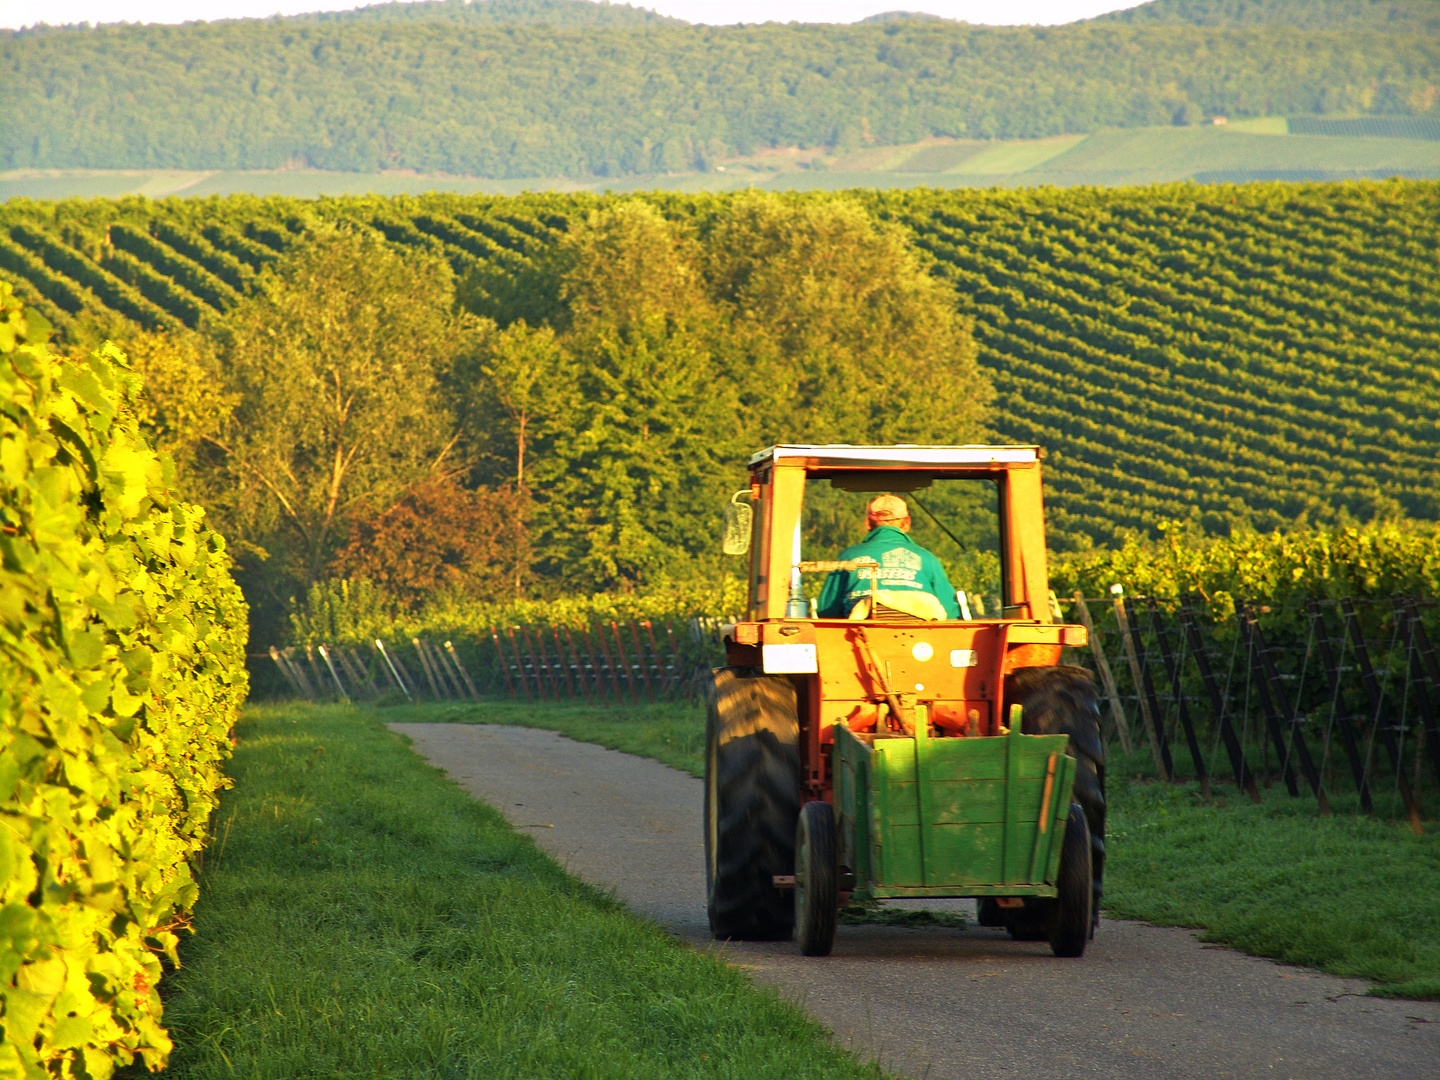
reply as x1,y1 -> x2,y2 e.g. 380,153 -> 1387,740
816,495 -> 961,621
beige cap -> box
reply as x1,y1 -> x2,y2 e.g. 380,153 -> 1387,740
867,494 -> 909,521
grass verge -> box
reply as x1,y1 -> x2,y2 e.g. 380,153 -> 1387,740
138,702 -> 882,1079
385,698 -> 1440,999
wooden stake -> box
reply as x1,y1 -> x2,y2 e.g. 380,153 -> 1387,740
1111,585 -> 1170,778
1071,593 -> 1132,754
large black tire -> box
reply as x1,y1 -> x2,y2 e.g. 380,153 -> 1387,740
1011,665 -> 1106,933
1048,803 -> 1093,957
795,801 -> 838,956
704,667 -> 801,941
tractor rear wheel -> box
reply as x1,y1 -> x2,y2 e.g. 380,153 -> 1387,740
795,800 -> 838,956
1011,665 -> 1106,932
1048,803 -> 1093,957
704,667 -> 801,941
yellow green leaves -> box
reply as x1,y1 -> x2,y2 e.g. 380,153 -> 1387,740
0,284 -> 247,1077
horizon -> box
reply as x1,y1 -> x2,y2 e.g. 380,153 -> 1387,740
0,0 -> 1148,32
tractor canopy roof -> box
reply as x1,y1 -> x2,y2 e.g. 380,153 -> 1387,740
747,444 -> 1040,471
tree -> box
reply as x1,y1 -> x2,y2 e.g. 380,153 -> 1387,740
330,478 -> 531,606
206,227 -> 469,595
538,201 -> 741,586
706,191 -> 991,448
478,320 -> 572,486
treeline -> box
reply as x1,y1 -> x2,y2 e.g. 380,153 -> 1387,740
2,14 -> 1436,177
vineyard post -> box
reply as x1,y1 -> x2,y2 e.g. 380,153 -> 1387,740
1309,603 -> 1372,813
411,638 -> 444,700
539,627 -> 566,701
1111,586 -> 1172,779
1146,598 -> 1211,797
303,645 -> 329,701
519,626 -> 550,702
375,639 -> 413,700
584,625 -> 610,705
1234,605 -> 1301,798
490,628 -> 516,700
564,627 -> 593,704
317,645 -> 350,703
505,628 -> 530,701
553,627 -> 577,701
1401,601 -> 1440,788
333,647 -> 372,701
1250,617 -> 1330,815
430,639 -> 466,699
370,641 -> 402,696
495,630 -> 524,705
416,639 -> 453,698
664,622 -> 687,699
594,623 -> 624,704
269,646 -> 306,698
630,622 -> 654,703
1181,603 -> 1260,803
284,647 -> 320,699
351,646 -> 384,698
530,627 -> 559,701
1341,599 -> 1423,834
445,640 -> 481,701
1393,604 -> 1440,789
642,620 -> 669,697
611,621 -> 638,703
1071,593 -> 1131,753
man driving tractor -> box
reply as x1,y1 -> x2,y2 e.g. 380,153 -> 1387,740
816,494 -> 961,621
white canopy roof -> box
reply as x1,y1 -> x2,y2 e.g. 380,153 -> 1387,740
747,444 -> 1040,468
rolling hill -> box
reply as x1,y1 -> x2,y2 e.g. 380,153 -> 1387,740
2,0 -> 1434,181
1,180 -> 1436,549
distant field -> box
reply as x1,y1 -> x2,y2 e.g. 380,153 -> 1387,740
5,120 -> 1437,202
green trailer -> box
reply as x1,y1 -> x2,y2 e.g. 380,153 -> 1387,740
805,705 -> 1092,956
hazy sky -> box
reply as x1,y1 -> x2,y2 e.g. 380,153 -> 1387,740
0,0 -> 1149,31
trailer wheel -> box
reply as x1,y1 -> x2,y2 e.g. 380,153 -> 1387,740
1011,665 -> 1106,932
1048,804 -> 1093,957
704,667 -> 801,941
795,801 -> 838,956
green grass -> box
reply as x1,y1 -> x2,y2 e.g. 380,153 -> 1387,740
1104,776 -> 1440,1000
137,701 -> 882,1079
392,698 -> 1440,999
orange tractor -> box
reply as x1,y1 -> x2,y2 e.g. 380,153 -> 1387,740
706,445 -> 1105,957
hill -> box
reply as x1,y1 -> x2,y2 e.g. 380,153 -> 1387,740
1,14 -> 1434,180
1091,0 -> 1440,33
275,0 -> 682,28
2,180 -> 1436,550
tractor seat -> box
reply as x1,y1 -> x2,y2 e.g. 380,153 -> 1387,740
848,590 -> 949,623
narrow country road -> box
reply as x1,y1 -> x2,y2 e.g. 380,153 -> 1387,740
393,722 -> 1439,1080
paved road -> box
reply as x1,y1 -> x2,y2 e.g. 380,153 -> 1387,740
394,722 -> 1440,1080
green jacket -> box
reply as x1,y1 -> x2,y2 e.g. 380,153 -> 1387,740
816,526 -> 960,619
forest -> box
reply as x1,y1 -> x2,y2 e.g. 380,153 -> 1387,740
2,0 -> 1436,179
1,179 -> 1437,649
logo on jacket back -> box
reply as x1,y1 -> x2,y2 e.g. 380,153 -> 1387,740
881,548 -> 922,584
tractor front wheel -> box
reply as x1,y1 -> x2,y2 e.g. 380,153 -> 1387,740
704,667 -> 801,941
795,801 -> 838,956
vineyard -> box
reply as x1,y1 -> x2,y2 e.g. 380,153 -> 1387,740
1,180 -> 1438,549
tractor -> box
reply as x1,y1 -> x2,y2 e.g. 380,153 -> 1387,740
705,445 -> 1104,957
